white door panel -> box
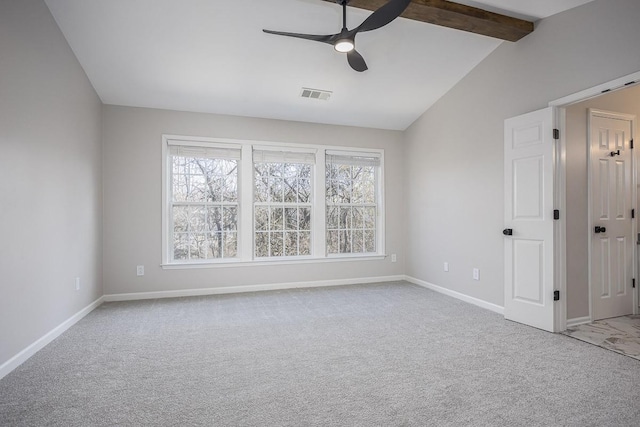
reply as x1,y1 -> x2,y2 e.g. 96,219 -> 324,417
590,110 -> 635,320
513,156 -> 544,219
504,107 -> 556,332
513,239 -> 544,303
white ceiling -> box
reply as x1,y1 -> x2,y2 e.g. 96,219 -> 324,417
44,0 -> 595,130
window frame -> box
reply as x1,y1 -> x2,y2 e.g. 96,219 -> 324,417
325,151 -> 382,257
163,137 -> 242,264
161,135 -> 385,268
252,148 -> 316,260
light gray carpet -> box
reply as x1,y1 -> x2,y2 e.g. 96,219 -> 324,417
1,281 -> 640,426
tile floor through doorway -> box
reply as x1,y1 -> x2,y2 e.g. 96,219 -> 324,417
563,315 -> 640,361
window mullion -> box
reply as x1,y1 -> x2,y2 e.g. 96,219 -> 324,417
240,145 -> 254,261
314,148 -> 326,257
377,162 -> 385,256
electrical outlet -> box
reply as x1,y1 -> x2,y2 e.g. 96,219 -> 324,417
136,265 -> 144,276
444,262 -> 449,272
391,254 -> 397,263
473,268 -> 480,281
75,277 -> 80,291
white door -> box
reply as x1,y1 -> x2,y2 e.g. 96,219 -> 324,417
589,109 -> 635,320
504,108 -> 556,332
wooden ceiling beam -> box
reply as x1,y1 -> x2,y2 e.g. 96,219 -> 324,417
321,0 -> 534,42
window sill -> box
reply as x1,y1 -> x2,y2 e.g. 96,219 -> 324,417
161,255 -> 387,270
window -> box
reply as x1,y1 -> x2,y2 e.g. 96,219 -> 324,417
325,152 -> 380,255
162,136 -> 384,266
168,144 -> 240,262
253,150 -> 314,258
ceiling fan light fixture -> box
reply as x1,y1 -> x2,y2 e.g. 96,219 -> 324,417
263,0 -> 412,71
334,39 -> 354,53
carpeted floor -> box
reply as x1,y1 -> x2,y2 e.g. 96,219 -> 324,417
1,281 -> 640,426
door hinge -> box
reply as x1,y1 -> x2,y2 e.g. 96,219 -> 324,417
554,209 -> 560,220
631,139 -> 634,149
633,279 -> 636,289
553,129 -> 560,140
553,290 -> 560,301
633,209 -> 635,219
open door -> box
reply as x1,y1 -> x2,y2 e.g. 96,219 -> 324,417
504,107 -> 556,332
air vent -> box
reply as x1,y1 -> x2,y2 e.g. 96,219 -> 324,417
300,87 -> 332,101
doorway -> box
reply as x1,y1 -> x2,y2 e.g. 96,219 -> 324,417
503,71 -> 640,333
563,87 -> 640,326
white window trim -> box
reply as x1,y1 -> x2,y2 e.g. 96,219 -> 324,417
160,255 -> 386,269
325,152 -> 384,256
162,136 -> 242,264
161,134 -> 385,268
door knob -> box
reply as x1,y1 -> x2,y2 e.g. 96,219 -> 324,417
595,226 -> 606,234
610,150 -> 621,157
503,228 -> 513,236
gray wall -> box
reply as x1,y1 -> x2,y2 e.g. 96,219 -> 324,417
404,0 -> 640,308
102,106 -> 405,295
565,85 -> 640,319
0,0 -> 102,367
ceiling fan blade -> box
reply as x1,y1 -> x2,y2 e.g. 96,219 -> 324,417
356,0 -> 411,33
347,49 -> 368,72
262,29 -> 338,44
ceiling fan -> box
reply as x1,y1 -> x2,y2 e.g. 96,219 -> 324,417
263,0 -> 411,72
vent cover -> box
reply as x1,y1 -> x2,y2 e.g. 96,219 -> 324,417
300,87 -> 332,101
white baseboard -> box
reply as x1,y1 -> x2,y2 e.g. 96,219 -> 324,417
404,276 -> 504,315
0,296 -> 104,381
103,275 -> 406,302
566,316 -> 591,328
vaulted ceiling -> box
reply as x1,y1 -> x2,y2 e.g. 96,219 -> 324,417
45,0 -> 595,130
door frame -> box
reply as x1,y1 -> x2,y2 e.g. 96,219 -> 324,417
548,71 -> 640,331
